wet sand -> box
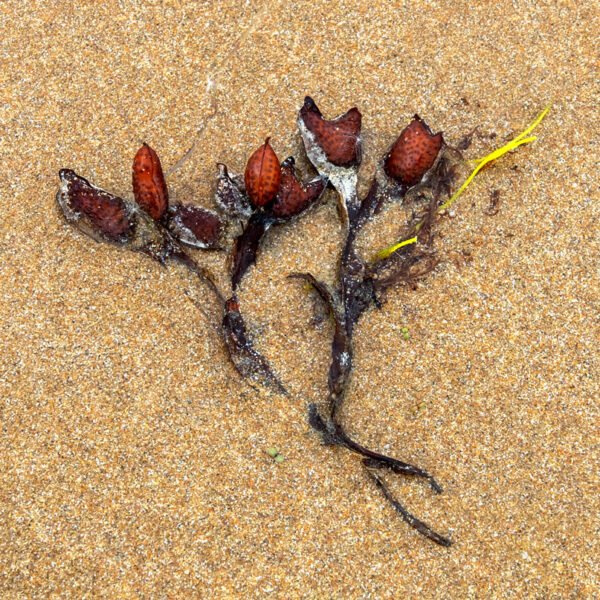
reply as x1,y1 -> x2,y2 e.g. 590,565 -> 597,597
0,1 -> 598,597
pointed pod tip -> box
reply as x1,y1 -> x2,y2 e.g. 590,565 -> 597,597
281,156 -> 295,169
303,96 -> 317,109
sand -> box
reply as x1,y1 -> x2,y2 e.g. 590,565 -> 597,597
0,1 -> 598,597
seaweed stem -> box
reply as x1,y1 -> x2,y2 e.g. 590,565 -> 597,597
294,129 -> 449,543
366,469 -> 452,547
171,248 -> 226,304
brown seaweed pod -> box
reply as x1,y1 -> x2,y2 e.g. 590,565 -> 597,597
167,204 -> 223,249
270,157 -> 326,219
384,116 -> 443,186
298,96 -> 362,167
132,143 -> 169,221
57,169 -> 135,243
244,138 -> 281,208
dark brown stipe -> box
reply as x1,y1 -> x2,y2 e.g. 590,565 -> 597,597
367,470 -> 452,547
222,296 -> 287,395
231,212 -> 271,290
295,98 -> 460,545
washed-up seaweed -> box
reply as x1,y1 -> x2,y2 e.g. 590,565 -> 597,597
222,296 -> 287,395
218,145 -> 326,392
293,97 -> 549,545
292,97 -> 459,544
57,145 -> 284,389
227,145 -> 327,290
57,168 -> 224,302
57,99 -> 548,546
57,138 -> 326,394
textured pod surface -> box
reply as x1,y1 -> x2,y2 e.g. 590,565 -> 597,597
168,204 -> 223,249
384,116 -> 443,185
299,96 -> 362,167
215,163 -> 253,219
271,158 -> 326,218
244,138 -> 281,207
132,143 -> 169,221
57,169 -> 134,243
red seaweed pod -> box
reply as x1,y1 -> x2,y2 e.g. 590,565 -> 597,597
244,138 -> 281,208
167,204 -> 223,249
298,96 -> 362,168
270,157 -> 326,219
384,116 -> 443,186
132,143 -> 169,221
57,169 -> 135,243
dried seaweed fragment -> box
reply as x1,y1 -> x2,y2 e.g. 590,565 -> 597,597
367,470 -> 452,547
56,99 -> 548,547
374,105 -> 550,262
293,98 -> 461,545
226,154 -> 326,290
222,296 -> 287,395
57,167 -> 228,341
57,168 -> 179,264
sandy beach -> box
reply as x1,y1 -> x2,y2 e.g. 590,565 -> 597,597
1,1 -> 598,597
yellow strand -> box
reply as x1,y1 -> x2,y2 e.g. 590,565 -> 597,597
471,105 -> 551,164
438,135 -> 536,212
374,236 -> 418,260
